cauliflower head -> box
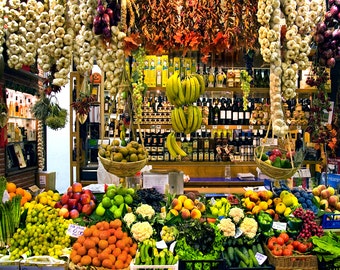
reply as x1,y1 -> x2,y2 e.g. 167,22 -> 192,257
135,204 -> 155,220
239,217 -> 258,239
130,221 -> 153,242
228,207 -> 244,224
123,212 -> 136,227
217,218 -> 236,237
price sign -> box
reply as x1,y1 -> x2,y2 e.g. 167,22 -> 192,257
249,125 -> 254,130
67,223 -> 86,238
260,125 -> 265,130
237,125 -> 242,130
224,125 -> 230,129
156,240 -> 168,249
234,228 -> 243,238
255,252 -> 267,265
272,221 -> 287,231
212,125 -> 217,129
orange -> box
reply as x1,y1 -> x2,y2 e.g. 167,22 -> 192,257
88,248 -> 98,258
83,238 -> 96,250
80,255 -> 92,266
108,235 -> 117,244
23,190 -> 32,201
6,182 -> 16,193
71,254 -> 81,264
9,192 -> 16,200
15,187 -> 25,196
92,229 -> 100,238
102,258 -> 113,268
114,259 -> 124,269
77,235 -> 86,244
92,257 -> 101,267
110,219 -> 122,229
83,227 -> 93,237
20,197 -> 27,206
102,221 -> 110,230
99,230 -> 109,240
114,229 -> 124,240
98,252 -> 109,261
117,251 -> 127,263
72,242 -> 82,251
112,247 -> 121,257
90,236 -> 100,245
98,239 -> 108,250
77,246 -> 87,256
116,239 -> 125,250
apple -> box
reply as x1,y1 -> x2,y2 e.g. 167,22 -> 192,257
318,185 -> 327,192
76,202 -> 83,212
89,200 -> 96,209
272,148 -> 282,157
72,192 -> 82,201
81,204 -> 93,215
82,189 -> 93,196
312,187 -> 320,197
67,186 -> 73,193
54,201 -> 63,209
80,193 -> 91,205
327,187 -> 335,196
72,182 -> 83,193
69,209 -> 79,219
68,198 -> 78,210
59,207 -> 69,218
329,195 -> 339,207
60,194 -> 70,205
321,189 -> 331,199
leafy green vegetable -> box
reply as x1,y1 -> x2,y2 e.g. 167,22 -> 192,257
311,231 -> 340,263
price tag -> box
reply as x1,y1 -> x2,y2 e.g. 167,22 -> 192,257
156,125 -> 161,129
224,125 -> 229,129
260,125 -> 265,130
67,223 -> 86,238
212,125 -> 217,129
255,252 -> 267,265
249,125 -> 253,130
234,227 -> 243,238
156,240 -> 168,249
236,125 -> 241,130
169,241 -> 177,253
272,221 -> 287,231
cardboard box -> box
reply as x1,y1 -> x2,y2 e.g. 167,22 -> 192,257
36,171 -> 56,191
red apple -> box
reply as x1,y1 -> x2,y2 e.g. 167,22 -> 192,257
72,192 -> 82,201
68,198 -> 78,210
89,199 -> 96,209
321,189 -> 330,199
82,189 -> 92,195
60,194 -> 70,205
80,193 -> 91,205
54,201 -> 63,209
76,202 -> 83,212
59,207 -> 69,218
81,204 -> 93,215
329,195 -> 340,207
67,186 -> 72,193
272,149 -> 282,157
69,209 -> 79,219
72,182 -> 83,193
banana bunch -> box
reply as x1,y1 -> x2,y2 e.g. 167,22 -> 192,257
171,105 -> 202,134
134,239 -> 178,265
166,132 -> 187,158
166,72 -> 205,106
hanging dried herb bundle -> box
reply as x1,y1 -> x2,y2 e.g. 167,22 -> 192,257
31,96 -> 50,121
45,103 -> 68,130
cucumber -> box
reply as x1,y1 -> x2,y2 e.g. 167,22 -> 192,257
249,248 -> 259,267
235,247 -> 249,266
225,254 -> 232,267
241,246 -> 249,257
252,244 -> 258,255
239,260 -> 247,268
227,246 -> 235,262
257,243 -> 264,254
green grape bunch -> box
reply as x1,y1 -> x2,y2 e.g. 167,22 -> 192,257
9,202 -> 73,260
160,225 -> 179,243
240,70 -> 252,111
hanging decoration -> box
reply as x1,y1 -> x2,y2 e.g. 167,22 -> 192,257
0,0 -> 5,57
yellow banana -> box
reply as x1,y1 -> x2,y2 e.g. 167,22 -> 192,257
170,132 -> 187,157
173,108 -> 185,132
194,106 -> 203,130
193,73 -> 206,95
191,75 -> 201,101
177,76 -> 186,106
171,72 -> 179,96
189,76 -> 197,103
184,77 -> 191,104
171,109 -> 181,132
166,132 -> 178,158
190,105 -> 198,133
185,105 -> 194,134
176,107 -> 187,132
166,74 -> 177,104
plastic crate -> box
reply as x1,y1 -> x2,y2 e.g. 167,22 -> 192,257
318,258 -> 340,270
179,259 -> 226,270
321,213 -> 340,229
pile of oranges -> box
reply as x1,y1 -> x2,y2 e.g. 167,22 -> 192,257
6,182 -> 32,206
70,219 -> 137,269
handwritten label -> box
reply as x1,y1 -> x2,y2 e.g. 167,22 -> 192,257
260,125 -> 265,130
156,240 -> 168,249
212,125 -> 217,129
255,252 -> 267,265
224,125 -> 230,129
234,228 -> 243,238
67,224 -> 85,238
236,125 -> 242,130
272,221 -> 287,231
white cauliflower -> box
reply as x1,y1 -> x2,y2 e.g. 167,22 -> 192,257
130,221 -> 153,242
123,212 -> 136,227
217,218 -> 236,237
228,207 -> 244,224
135,204 -> 155,220
239,217 -> 258,239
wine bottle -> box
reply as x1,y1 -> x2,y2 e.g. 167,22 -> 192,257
232,97 -> 239,125
208,99 -> 214,125
238,100 -> 244,125
212,98 -> 220,125
226,98 -> 232,125
219,98 -> 226,125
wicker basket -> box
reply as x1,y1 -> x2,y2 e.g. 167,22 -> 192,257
254,146 -> 302,180
98,154 -> 148,178
264,245 -> 318,270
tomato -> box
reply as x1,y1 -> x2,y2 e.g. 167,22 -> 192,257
292,240 -> 300,250
279,232 -> 290,243
276,236 -> 285,246
306,241 -> 313,250
286,244 -> 294,251
272,245 -> 283,256
267,237 -> 277,250
298,242 -> 308,253
282,247 -> 293,256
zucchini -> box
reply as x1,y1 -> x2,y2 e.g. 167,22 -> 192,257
227,246 -> 235,262
235,247 -> 249,266
249,248 -> 259,267
252,244 -> 258,255
257,243 -> 264,254
239,260 -> 247,268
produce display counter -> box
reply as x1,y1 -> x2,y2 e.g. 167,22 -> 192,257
184,177 -> 265,194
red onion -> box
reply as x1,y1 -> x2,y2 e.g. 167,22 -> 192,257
93,15 -> 102,27
330,5 -> 339,17
102,27 -> 111,39
329,0 -> 335,5
93,25 -> 102,35
317,22 -> 327,33
314,33 -> 325,44
102,13 -> 110,26
324,29 -> 333,39
106,8 -> 114,20
333,28 -> 340,39
331,39 -> 338,49
325,11 -> 334,22
323,48 -> 333,58
97,5 -> 105,15
335,0 -> 340,6
327,57 -> 336,67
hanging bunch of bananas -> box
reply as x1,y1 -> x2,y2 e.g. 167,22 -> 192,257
171,106 -> 202,134
166,131 -> 187,158
166,72 -> 205,106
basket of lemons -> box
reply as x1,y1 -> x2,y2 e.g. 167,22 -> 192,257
98,140 -> 148,178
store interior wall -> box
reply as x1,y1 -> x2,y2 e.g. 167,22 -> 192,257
46,83 -> 70,193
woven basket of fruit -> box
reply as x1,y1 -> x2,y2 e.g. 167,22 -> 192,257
254,146 -> 304,181
98,140 -> 148,178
